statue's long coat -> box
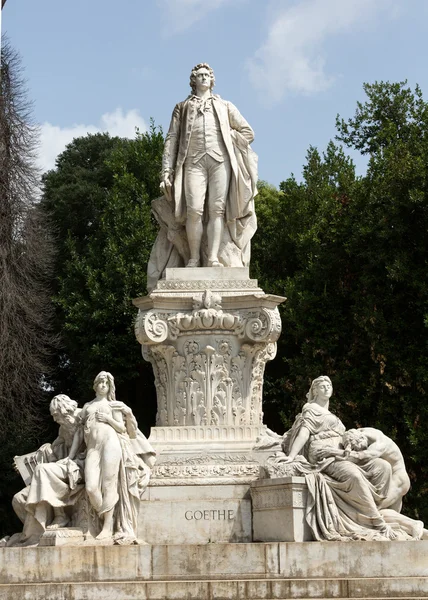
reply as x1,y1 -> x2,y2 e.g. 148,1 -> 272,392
162,94 -> 258,234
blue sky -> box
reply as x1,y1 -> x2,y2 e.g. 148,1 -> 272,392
3,0 -> 428,186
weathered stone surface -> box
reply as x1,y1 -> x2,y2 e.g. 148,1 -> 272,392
166,267 -> 250,281
139,483 -> 252,544
2,542 -> 428,598
251,476 -> 313,542
38,527 -> 85,546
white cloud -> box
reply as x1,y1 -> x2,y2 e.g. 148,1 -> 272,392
157,0 -> 236,34
38,108 -> 147,173
247,0 -> 394,103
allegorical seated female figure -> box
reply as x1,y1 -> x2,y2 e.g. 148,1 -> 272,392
278,375 -> 401,540
68,371 -> 156,543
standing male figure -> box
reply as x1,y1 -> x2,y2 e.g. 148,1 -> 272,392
161,63 -> 257,268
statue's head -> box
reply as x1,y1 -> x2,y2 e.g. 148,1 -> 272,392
93,371 -> 116,402
343,428 -> 369,451
50,394 -> 78,425
306,375 -> 333,404
189,63 -> 215,94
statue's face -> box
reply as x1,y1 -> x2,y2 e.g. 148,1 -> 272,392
315,379 -> 333,402
96,375 -> 109,397
52,408 -> 75,426
194,67 -> 212,93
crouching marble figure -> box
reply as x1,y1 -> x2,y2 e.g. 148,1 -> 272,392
5,371 -> 156,547
255,376 -> 428,542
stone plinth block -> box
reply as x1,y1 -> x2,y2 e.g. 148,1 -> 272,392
250,476 -> 314,542
138,483 -> 252,544
38,527 -> 85,547
134,269 -> 285,431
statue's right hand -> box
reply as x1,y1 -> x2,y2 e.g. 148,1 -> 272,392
160,172 -> 173,202
95,410 -> 109,424
278,455 -> 295,464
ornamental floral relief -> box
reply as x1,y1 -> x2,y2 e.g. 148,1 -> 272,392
137,291 -> 283,427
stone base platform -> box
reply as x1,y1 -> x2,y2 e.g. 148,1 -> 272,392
1,541 -> 428,599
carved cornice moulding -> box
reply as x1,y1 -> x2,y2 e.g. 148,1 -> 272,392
149,425 -> 266,442
135,290 -> 284,347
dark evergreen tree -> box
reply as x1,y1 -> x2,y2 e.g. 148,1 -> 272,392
41,125 -> 164,431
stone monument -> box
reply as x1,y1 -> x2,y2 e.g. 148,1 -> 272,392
2,62 -> 428,600
134,62 -> 285,544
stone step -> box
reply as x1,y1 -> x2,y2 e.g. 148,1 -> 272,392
2,541 -> 428,583
1,577 -> 428,600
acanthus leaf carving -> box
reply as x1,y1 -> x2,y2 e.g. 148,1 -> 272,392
137,294 -> 283,427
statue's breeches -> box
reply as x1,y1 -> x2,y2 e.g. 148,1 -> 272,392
183,155 -> 231,217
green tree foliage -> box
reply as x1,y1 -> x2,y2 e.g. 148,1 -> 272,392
41,124 -> 164,430
252,82 -> 428,521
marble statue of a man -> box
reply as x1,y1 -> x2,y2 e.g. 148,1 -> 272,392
7,395 -> 84,546
154,62 -> 257,276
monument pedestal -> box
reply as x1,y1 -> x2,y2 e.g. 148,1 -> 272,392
133,268 -> 285,543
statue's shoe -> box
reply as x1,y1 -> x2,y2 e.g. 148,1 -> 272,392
186,259 -> 200,268
207,260 -> 223,267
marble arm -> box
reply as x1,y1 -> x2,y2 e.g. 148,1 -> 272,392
162,103 -> 181,176
50,436 -> 64,458
96,412 -> 126,434
285,426 -> 310,462
68,427 -> 84,460
227,102 -> 254,144
350,440 -> 387,462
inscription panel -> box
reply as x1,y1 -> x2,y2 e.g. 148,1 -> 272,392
184,509 -> 235,521
138,498 -> 252,544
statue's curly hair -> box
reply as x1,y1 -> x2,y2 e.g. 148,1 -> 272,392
189,63 -> 215,94
50,394 -> 78,415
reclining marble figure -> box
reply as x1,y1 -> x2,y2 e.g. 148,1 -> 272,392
263,375 -> 428,541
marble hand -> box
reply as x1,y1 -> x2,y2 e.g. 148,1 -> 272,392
160,172 -> 173,202
95,410 -> 109,424
278,454 -> 296,464
315,447 -> 343,461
